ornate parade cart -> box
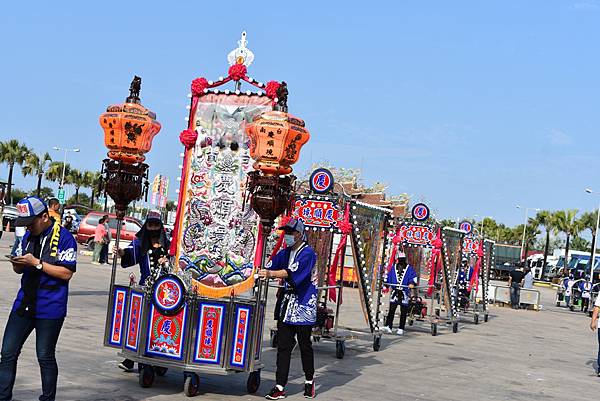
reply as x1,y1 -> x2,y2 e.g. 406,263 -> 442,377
269,168 -> 392,358
102,33 -> 310,397
438,226 -> 466,333
453,222 -> 495,324
375,203 -> 446,339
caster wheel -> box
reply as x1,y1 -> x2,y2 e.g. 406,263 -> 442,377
569,305 -> 574,312
474,314 -> 479,325
373,335 -> 381,352
247,370 -> 261,394
556,302 -> 560,307
484,314 -> 489,323
335,340 -> 346,359
154,366 -> 168,377
184,373 -> 200,397
270,330 -> 278,348
139,364 -> 155,388
431,323 -> 438,336
452,322 -> 458,333
408,319 -> 414,326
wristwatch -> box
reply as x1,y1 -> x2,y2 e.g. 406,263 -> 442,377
35,261 -> 43,271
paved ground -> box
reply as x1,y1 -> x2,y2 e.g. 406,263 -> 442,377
0,232 -> 597,401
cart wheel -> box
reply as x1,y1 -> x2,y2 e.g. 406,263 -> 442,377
139,364 -> 155,388
373,335 -> 381,352
154,366 -> 168,377
474,314 -> 479,325
431,323 -> 438,336
556,301 -> 560,307
270,330 -> 278,348
452,322 -> 458,333
408,319 -> 414,326
484,314 -> 489,323
184,373 -> 200,397
569,305 -> 574,312
335,340 -> 346,359
247,370 -> 261,394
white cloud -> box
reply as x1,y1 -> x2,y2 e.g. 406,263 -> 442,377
546,129 -> 573,146
573,1 -> 600,10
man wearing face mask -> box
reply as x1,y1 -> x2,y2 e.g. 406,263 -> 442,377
0,196 -> 77,401
259,218 -> 318,400
115,211 -> 170,372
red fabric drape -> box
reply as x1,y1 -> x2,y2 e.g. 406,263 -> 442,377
468,241 -> 484,292
426,228 -> 444,296
328,204 -> 351,303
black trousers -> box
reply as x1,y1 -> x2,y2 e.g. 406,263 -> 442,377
276,321 -> 314,387
385,303 -> 409,330
582,298 -> 590,312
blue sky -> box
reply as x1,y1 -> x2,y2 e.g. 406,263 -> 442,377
1,0 -> 599,226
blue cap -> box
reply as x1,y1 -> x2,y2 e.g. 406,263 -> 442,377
15,196 -> 48,226
279,218 -> 305,234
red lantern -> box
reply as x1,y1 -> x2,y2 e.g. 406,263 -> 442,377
245,111 -> 310,175
99,76 -> 161,164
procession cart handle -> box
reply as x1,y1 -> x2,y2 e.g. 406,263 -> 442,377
386,284 -> 436,290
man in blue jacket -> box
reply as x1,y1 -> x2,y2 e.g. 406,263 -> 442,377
259,218 -> 317,400
383,253 -> 417,336
0,196 -> 77,401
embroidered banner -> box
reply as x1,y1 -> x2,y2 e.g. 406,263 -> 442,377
193,303 -> 226,365
146,305 -> 188,360
125,291 -> 144,351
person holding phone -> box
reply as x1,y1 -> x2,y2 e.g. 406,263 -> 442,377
0,196 -> 77,401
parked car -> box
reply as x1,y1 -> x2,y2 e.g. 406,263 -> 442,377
2,205 -> 18,233
76,212 -> 142,251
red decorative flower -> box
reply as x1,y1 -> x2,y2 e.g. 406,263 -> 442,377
265,81 -> 281,99
338,220 -> 353,235
191,77 -> 208,96
228,64 -> 247,81
179,129 -> 198,149
392,235 -> 402,245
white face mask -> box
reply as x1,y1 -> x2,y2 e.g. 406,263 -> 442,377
284,234 -> 296,247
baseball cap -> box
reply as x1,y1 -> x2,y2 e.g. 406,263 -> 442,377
14,196 -> 48,227
145,209 -> 163,222
278,218 -> 305,234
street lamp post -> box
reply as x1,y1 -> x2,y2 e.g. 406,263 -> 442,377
585,189 -> 600,285
52,146 -> 80,189
516,205 -> 540,262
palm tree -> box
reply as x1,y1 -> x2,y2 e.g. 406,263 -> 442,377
523,218 -> 541,257
534,210 -> 558,274
67,169 -> 85,204
21,152 -> 52,197
84,171 -> 102,208
579,210 -> 599,267
553,209 -> 582,275
45,161 -> 72,188
0,140 -> 30,203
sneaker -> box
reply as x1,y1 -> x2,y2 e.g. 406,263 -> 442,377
396,329 -> 404,336
91,261 -> 101,265
381,326 -> 392,334
118,362 -> 134,372
304,381 -> 315,398
266,386 -> 286,400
